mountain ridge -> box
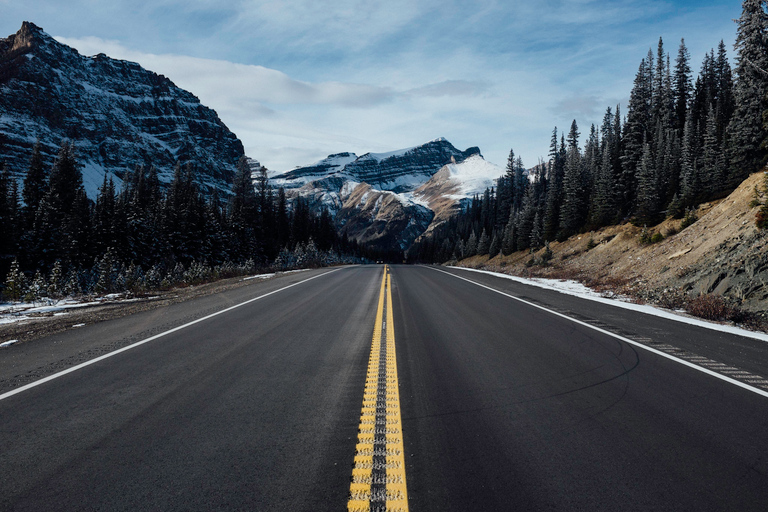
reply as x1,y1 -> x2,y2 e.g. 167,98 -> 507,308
274,139 -> 500,252
0,22 -> 245,198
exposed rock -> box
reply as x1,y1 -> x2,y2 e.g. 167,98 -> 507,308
336,183 -> 434,252
0,22 -> 244,198
273,139 -> 497,251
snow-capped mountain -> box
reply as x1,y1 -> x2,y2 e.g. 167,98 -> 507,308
275,139 -> 501,251
272,138 -> 480,193
411,154 -> 503,238
0,22 -> 245,198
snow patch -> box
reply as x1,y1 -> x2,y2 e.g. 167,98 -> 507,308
444,155 -> 502,198
0,340 -> 19,348
450,267 -> 768,343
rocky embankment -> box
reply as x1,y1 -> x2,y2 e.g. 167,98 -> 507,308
456,171 -> 768,329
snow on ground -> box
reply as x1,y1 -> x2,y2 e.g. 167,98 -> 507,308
358,145 -> 416,163
450,266 -> 768,343
0,297 -> 117,326
397,191 -> 431,209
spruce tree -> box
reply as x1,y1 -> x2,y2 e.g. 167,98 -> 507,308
635,141 -> 661,224
674,39 -> 693,133
558,120 -> 587,239
728,0 -> 768,182
543,128 -> 563,241
22,140 -> 47,230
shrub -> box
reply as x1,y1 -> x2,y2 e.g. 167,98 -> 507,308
686,294 -> 734,321
680,207 -> 698,230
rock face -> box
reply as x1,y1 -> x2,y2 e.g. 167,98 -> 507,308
0,22 -> 245,197
272,139 -> 498,252
412,154 -> 502,240
273,138 -> 480,193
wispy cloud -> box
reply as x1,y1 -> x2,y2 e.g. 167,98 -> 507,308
2,1 -> 744,172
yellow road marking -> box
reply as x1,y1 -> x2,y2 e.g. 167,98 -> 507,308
348,266 -> 409,512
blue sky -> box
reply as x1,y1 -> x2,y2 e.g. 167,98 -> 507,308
1,0 -> 742,172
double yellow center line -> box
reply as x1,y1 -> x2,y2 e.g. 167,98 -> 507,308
348,266 -> 409,512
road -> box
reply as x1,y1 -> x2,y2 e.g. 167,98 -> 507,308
1,265 -> 767,511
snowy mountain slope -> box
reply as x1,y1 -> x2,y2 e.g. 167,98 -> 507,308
411,155 -> 503,239
0,22 -> 245,198
272,138 -> 480,194
276,141 -> 501,252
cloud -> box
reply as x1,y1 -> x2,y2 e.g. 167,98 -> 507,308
550,94 -> 604,120
406,80 -> 490,98
23,0 -> 740,174
57,36 -> 396,108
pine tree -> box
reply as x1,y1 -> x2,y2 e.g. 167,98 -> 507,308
728,0 -> 768,182
465,230 -> 478,257
559,120 -> 587,239
543,128 -> 564,241
22,140 -> 47,230
673,39 -> 693,133
477,228 -> 490,255
635,141 -> 661,224
680,109 -> 700,205
488,233 -> 500,258
4,258 -> 26,302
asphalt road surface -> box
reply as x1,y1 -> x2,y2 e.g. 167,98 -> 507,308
1,265 -> 767,511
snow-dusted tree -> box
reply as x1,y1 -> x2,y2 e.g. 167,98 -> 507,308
27,270 -> 47,302
47,260 -> 64,298
4,258 -> 26,302
465,230 -> 478,257
477,229 -> 490,255
488,233 -> 500,258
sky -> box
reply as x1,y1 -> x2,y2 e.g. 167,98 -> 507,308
1,1 -> 743,172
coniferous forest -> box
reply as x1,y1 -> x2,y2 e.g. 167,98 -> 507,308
0,144 -> 367,300
407,3 -> 768,264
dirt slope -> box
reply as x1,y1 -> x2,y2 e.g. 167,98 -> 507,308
457,172 -> 768,322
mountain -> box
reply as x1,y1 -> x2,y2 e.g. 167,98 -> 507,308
411,154 -> 502,239
273,139 -> 500,252
273,138 -> 480,193
0,22 -> 244,198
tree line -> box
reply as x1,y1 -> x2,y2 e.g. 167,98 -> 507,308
0,142 -> 368,300
408,1 -> 768,263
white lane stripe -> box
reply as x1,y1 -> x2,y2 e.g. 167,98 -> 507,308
0,268 -> 344,402
426,266 -> 768,399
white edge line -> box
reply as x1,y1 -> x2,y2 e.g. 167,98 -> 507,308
0,268 -> 343,402
426,266 -> 768,399
449,265 -> 768,344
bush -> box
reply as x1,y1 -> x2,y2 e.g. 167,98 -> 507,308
686,294 -> 734,321
680,207 -> 698,230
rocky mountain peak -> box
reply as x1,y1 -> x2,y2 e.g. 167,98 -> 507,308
0,22 -> 244,198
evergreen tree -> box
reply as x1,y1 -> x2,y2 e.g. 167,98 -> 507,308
673,39 -> 693,133
635,141 -> 661,224
477,228 -> 490,255
22,140 -> 47,230
543,128 -> 564,241
728,0 -> 768,182
559,120 -> 587,239
465,230 -> 478,257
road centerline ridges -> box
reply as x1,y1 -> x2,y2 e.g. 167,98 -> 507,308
348,266 -> 409,512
